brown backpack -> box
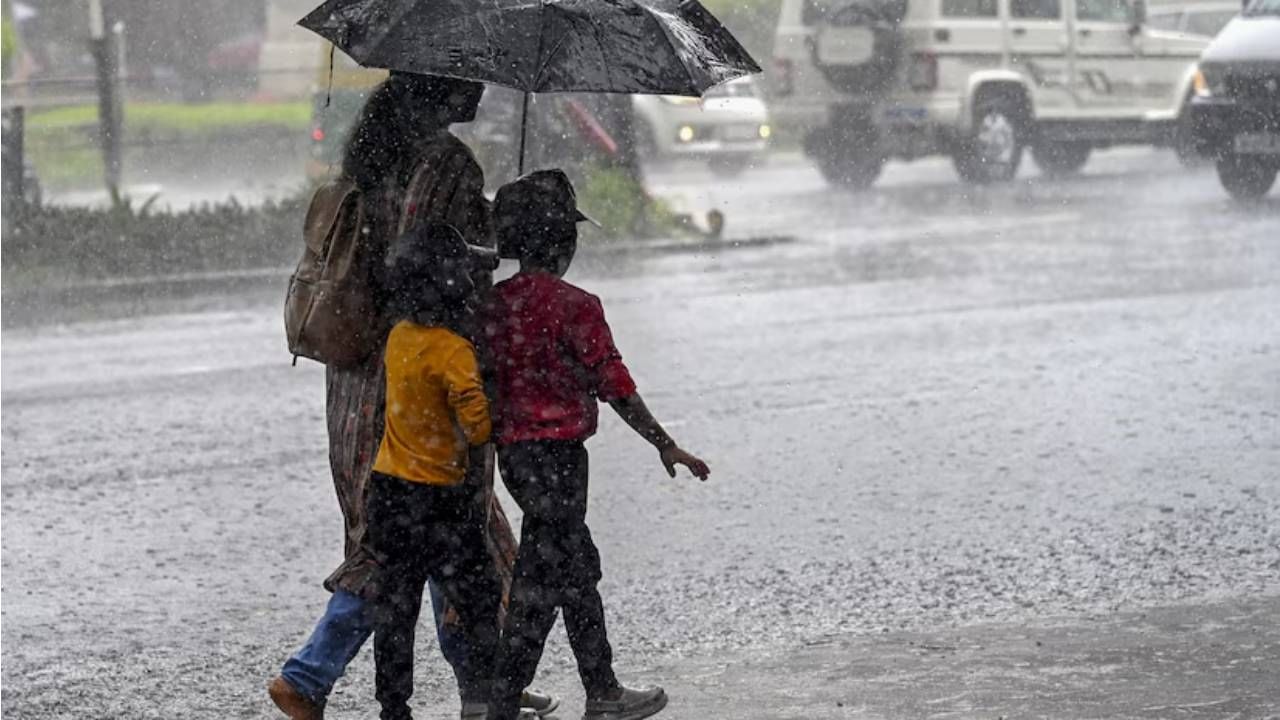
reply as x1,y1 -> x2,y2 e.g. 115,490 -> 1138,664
284,179 -> 383,367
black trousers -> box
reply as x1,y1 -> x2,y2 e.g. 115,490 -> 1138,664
489,440 -> 619,720
365,472 -> 502,720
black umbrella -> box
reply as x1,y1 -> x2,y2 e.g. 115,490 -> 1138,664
299,0 -> 760,172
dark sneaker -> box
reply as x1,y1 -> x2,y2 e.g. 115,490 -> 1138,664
522,689 -> 562,717
268,676 -> 324,720
583,684 -> 668,720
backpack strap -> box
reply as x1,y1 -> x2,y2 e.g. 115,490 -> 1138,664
303,178 -> 360,254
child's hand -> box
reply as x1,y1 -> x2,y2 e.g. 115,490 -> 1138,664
660,446 -> 710,481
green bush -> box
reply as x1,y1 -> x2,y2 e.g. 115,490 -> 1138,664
1,193 -> 307,290
575,163 -> 684,241
2,154 -> 687,294
27,101 -> 311,135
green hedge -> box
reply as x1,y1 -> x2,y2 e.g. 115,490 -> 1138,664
1,158 -> 687,293
2,194 -> 307,290
27,101 -> 311,134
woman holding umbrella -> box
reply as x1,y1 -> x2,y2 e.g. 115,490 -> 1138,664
270,72 -> 557,720
286,0 -> 759,717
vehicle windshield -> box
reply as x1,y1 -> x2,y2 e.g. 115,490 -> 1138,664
1186,9 -> 1237,35
705,81 -> 758,98
801,0 -> 909,24
1243,0 -> 1280,15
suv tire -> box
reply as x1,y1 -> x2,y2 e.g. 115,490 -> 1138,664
816,150 -> 884,189
806,124 -> 885,190
709,156 -> 751,177
954,96 -> 1025,184
1031,141 -> 1091,177
1216,154 -> 1278,201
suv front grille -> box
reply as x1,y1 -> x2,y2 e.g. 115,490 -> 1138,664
1226,73 -> 1280,107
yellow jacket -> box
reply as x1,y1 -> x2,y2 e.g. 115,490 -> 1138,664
373,322 -> 491,485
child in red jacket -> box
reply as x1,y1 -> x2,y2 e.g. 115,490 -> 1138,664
482,170 -> 710,720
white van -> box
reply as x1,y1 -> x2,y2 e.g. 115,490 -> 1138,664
771,0 -> 1211,186
631,77 -> 773,176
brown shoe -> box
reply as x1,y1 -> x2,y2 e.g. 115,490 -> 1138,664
269,676 -> 324,720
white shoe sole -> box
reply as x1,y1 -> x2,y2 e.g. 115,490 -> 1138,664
532,697 -> 561,717
582,689 -> 668,720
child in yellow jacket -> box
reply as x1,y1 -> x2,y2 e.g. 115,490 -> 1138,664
365,222 -> 502,720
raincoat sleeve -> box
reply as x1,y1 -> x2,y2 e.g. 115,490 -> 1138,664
566,294 -> 637,403
445,342 -> 492,447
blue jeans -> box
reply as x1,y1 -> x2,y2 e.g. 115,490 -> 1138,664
281,582 -> 467,703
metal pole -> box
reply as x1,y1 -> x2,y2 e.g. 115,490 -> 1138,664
89,0 -> 123,194
1,107 -> 25,198
2,106 -> 27,233
518,91 -> 530,176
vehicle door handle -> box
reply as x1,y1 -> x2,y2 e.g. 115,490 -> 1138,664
1011,26 -> 1027,36
1078,28 -> 1092,37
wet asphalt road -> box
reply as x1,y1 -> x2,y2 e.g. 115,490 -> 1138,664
3,150 -> 1279,718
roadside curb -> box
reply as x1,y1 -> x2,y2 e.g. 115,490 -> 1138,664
1,234 -> 796,328
6,234 -> 795,294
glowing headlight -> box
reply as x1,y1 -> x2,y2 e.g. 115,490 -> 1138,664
1194,65 -> 1226,98
677,125 -> 696,143
1193,68 -> 1211,98
758,124 -> 772,140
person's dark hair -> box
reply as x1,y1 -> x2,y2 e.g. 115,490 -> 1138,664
516,221 -> 577,269
341,73 -> 481,190
384,223 -> 475,331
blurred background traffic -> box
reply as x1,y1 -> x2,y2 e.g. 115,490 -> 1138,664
3,0 -> 1273,215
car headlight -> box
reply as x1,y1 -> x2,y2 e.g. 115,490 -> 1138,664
677,125 -> 696,142
1193,65 -> 1226,98
1193,69 -> 1211,97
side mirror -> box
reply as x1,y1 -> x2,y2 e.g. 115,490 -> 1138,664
1128,0 -> 1147,34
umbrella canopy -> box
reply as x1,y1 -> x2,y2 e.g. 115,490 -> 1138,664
299,0 -> 760,97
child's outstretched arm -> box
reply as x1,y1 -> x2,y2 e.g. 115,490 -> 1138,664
609,394 -> 710,481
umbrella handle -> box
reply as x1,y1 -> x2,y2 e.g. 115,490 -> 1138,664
517,91 -> 530,177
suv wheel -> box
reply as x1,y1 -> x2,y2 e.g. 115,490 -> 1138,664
815,149 -> 884,189
709,156 -> 751,178
954,97 -> 1025,184
806,124 -> 885,190
1031,141 -> 1091,178
1173,95 -> 1209,167
1216,154 -> 1278,201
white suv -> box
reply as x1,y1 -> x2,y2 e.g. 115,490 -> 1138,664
771,0 -> 1211,186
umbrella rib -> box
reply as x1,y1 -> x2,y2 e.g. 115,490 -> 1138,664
643,3 -> 701,96
531,7 -> 594,92
533,4 -> 589,92
535,30 -> 575,91
582,12 -> 616,91
529,0 -> 549,91
362,0 -> 427,68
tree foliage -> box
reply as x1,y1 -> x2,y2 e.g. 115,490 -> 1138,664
699,0 -> 784,64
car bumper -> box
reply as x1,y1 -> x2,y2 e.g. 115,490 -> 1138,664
1190,96 -> 1280,159
657,138 -> 770,158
